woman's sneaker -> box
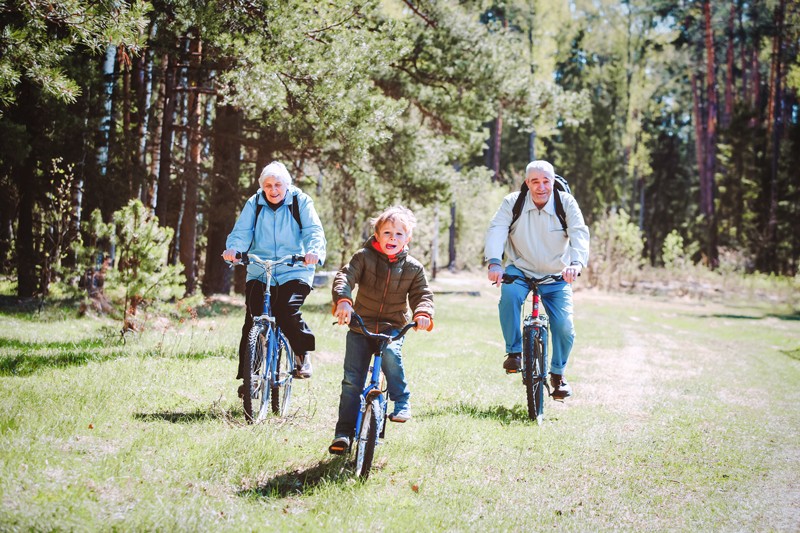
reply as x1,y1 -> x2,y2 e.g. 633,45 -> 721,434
388,406 -> 411,423
328,435 -> 350,455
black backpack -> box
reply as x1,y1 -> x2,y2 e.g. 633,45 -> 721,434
509,175 -> 571,234
247,190 -> 303,251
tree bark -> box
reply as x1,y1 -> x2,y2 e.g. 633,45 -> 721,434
702,0 -> 719,268
155,52 -> 177,225
202,104 -> 242,295
178,36 -> 203,295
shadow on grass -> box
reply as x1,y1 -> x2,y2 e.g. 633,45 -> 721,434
0,337 -> 121,376
424,401 -> 535,424
238,457 -> 352,498
700,310 -> 800,321
0,294 -> 85,321
133,408 -> 220,424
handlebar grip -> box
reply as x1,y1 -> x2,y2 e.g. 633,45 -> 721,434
291,254 -> 305,264
234,251 -> 249,264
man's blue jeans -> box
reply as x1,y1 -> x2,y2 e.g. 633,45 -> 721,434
498,265 -> 575,375
334,329 -> 410,437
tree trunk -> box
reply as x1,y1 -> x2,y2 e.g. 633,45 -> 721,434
178,36 -> 203,295
155,52 -> 177,225
492,106 -> 503,181
202,104 -> 242,295
764,0 -> 785,272
448,201 -> 456,272
96,45 -> 116,179
702,0 -> 719,268
723,1 -> 736,128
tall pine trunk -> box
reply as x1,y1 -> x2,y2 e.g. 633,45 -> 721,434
702,0 -> 719,268
178,36 -> 203,295
155,52 -> 177,225
202,104 -> 242,295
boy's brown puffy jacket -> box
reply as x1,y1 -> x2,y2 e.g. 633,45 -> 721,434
332,236 -> 434,334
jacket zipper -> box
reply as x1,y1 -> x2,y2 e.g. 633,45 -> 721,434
375,261 -> 392,333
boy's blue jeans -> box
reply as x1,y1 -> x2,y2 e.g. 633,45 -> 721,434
498,265 -> 575,376
334,329 -> 410,437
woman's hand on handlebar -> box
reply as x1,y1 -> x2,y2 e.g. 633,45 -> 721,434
222,248 -> 239,262
303,252 -> 319,266
335,300 -> 353,325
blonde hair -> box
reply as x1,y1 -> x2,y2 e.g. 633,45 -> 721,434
371,205 -> 416,236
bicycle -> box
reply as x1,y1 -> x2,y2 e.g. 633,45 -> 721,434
228,252 -> 304,423
501,273 -> 563,423
339,312 -> 416,479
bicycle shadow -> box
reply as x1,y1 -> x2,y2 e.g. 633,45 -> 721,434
237,457 -> 352,498
133,408 -> 219,424
424,401 -> 542,424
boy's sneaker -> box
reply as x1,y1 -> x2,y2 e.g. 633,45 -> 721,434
388,406 -> 411,423
503,352 -> 521,373
293,353 -> 312,379
328,435 -> 350,455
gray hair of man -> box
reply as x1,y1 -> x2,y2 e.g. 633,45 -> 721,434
525,160 -> 555,180
258,161 -> 293,188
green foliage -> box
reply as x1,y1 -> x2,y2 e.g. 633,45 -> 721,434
588,209 -> 645,289
92,200 -> 185,328
661,229 -> 699,271
0,0 -> 150,107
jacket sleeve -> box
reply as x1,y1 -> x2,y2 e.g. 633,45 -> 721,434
408,265 -> 434,319
297,192 -> 327,266
332,251 -> 363,305
225,195 -> 258,252
483,193 -> 516,265
563,194 -> 590,267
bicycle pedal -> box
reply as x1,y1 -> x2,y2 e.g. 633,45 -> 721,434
505,369 -> 519,374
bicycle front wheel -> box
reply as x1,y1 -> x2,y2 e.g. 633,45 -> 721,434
354,398 -> 381,480
523,323 -> 546,422
244,326 -> 269,424
271,332 -> 294,416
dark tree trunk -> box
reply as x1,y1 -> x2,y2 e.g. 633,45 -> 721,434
447,201 -> 456,272
202,104 -> 242,295
15,82 -> 39,297
155,53 -> 177,225
702,0 -> 719,268
723,1 -> 736,128
178,36 -> 203,295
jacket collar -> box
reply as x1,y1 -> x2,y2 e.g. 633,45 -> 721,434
522,190 -> 556,215
366,235 -> 407,262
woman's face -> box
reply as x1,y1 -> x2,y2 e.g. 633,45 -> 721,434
261,176 -> 288,203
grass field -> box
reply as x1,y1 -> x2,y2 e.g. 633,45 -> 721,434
1,273 -> 798,531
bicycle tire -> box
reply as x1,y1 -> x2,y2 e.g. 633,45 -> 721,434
271,331 -> 294,416
523,323 -> 545,421
354,398 -> 381,479
244,326 -> 269,424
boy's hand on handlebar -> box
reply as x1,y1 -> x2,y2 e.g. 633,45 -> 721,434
334,300 -> 353,325
561,263 -> 582,284
303,252 -> 319,266
487,263 -> 504,285
413,315 -> 431,331
222,248 -> 239,262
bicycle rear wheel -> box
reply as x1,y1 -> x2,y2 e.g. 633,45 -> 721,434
523,323 -> 546,422
353,398 -> 381,479
271,331 -> 294,416
244,326 -> 269,424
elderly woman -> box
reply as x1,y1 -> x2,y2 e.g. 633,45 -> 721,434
223,161 -> 326,385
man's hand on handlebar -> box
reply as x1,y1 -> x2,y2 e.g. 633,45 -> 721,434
335,300 -> 353,325
561,263 -> 582,284
487,263 -> 504,285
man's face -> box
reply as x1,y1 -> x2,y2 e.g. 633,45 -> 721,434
375,219 -> 410,255
525,171 -> 553,208
261,176 -> 288,203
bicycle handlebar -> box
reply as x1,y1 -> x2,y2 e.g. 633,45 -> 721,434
346,312 -> 417,342
502,273 -> 564,286
229,252 -> 305,267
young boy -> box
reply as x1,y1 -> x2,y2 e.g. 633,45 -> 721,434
329,206 -> 434,454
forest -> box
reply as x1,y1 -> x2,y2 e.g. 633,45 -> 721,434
1,0 -> 798,302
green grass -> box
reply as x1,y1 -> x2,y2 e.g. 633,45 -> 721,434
1,274 -> 798,531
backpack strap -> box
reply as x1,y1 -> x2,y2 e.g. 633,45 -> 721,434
247,191 -> 303,252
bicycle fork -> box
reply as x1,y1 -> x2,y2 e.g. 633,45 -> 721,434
525,291 -> 552,396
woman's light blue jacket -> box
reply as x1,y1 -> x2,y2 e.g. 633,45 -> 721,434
225,186 -> 326,286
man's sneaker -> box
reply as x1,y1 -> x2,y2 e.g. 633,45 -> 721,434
388,405 -> 411,423
328,435 -> 350,455
293,353 -> 312,379
503,352 -> 522,373
550,373 -> 573,399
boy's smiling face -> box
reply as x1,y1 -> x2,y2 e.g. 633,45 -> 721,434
375,219 -> 410,255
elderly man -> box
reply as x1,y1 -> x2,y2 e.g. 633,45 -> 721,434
484,160 -> 590,399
